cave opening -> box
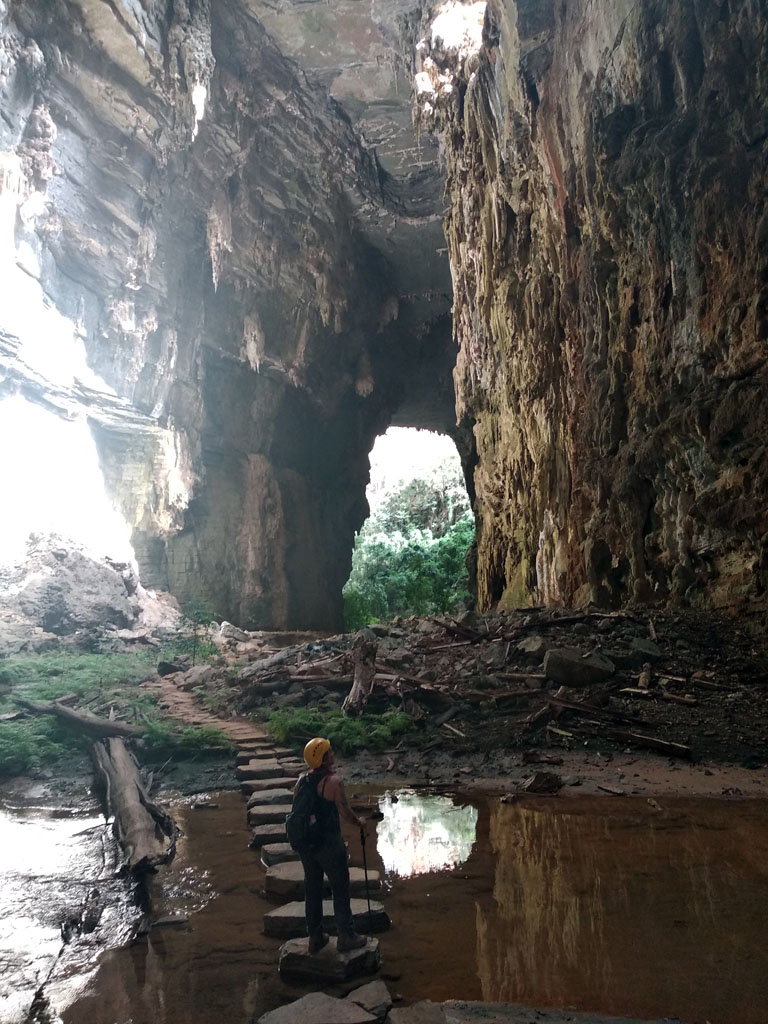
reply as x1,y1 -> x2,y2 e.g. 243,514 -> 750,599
342,426 -> 475,630
0,397 -> 134,569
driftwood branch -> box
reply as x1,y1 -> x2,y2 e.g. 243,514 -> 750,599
14,697 -> 143,739
91,738 -> 178,875
16,697 -> 178,878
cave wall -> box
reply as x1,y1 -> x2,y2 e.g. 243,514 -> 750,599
5,0 -> 766,629
0,0 -> 460,630
417,0 -> 768,614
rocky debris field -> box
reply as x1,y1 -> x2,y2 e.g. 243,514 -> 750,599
157,606 -> 768,796
0,534 -> 180,657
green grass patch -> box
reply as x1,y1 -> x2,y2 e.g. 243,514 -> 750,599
0,650 -> 160,701
265,707 -> 415,756
0,648 -> 229,776
141,721 -> 235,759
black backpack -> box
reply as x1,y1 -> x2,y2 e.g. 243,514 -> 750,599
285,771 -> 325,853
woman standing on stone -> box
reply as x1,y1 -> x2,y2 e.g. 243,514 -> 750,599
296,737 -> 368,954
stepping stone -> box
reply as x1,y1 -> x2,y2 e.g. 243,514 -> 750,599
247,789 -> 294,808
346,979 -> 392,1021
263,899 -> 390,938
249,823 -> 288,847
264,861 -> 381,901
236,749 -> 280,764
247,804 -> 292,827
241,777 -> 297,795
277,937 -> 381,985
261,843 -> 299,867
237,760 -> 287,780
259,989 -> 377,1024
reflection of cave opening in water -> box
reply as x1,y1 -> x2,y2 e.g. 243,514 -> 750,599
376,791 -> 478,878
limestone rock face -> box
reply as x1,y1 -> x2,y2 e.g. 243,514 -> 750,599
0,0 -> 463,631
418,0 -> 768,615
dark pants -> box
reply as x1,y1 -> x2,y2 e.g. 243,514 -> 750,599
300,832 -> 355,939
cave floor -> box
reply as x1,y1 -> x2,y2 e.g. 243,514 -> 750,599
147,605 -> 768,800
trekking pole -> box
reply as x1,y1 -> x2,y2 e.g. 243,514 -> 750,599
360,824 -> 373,931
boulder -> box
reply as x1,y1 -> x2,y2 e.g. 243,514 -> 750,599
543,647 -> 615,686
158,660 -> 184,676
261,843 -> 299,867
277,937 -> 381,985
630,636 -> 664,662
387,1003 -> 446,1024
520,772 -> 562,794
264,861 -> 381,901
247,804 -> 292,827
217,621 -> 252,644
263,899 -> 390,938
345,980 -> 392,1022
176,664 -> 214,689
516,635 -> 548,659
258,990 -> 376,1024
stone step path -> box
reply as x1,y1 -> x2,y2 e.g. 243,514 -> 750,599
147,668 -> 385,990
278,936 -> 381,984
264,861 -> 381,901
263,899 -> 390,938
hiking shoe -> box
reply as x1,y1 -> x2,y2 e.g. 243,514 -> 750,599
337,931 -> 367,952
308,931 -> 329,954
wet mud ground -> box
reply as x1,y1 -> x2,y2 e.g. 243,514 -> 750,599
39,785 -> 768,1024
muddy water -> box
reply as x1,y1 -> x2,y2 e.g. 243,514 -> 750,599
5,789 -> 768,1024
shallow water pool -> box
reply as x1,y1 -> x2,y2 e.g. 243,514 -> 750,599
4,788 -> 767,1024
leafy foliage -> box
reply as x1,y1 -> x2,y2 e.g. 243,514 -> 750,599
266,707 -> 414,755
179,600 -> 220,664
344,511 -> 474,630
343,445 -> 474,629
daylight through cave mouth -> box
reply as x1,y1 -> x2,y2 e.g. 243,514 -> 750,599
343,427 -> 474,629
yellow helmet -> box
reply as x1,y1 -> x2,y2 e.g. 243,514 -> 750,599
303,737 -> 331,769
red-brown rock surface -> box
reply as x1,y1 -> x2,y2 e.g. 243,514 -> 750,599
418,0 -> 768,615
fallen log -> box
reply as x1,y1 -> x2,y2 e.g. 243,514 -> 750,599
288,675 -> 354,689
603,728 -> 693,760
239,648 -> 297,681
547,694 -> 647,727
430,617 -> 487,642
563,721 -> 693,759
91,737 -> 178,876
14,697 -> 143,739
